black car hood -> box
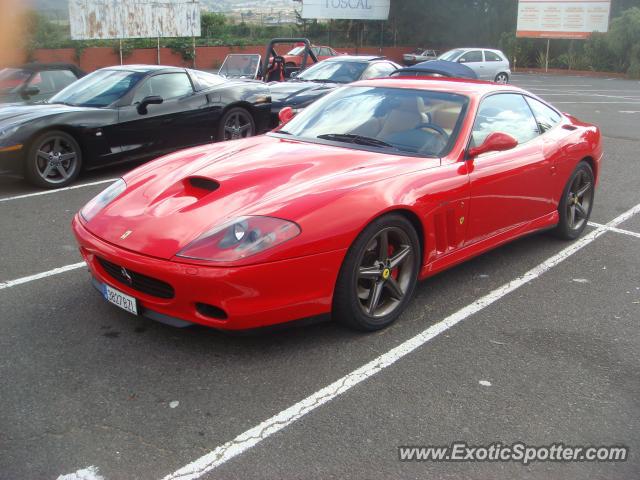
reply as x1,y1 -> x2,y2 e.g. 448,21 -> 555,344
0,103 -> 98,128
268,80 -> 340,108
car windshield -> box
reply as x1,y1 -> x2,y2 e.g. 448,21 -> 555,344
49,69 -> 144,107
287,46 -> 306,55
297,61 -> 368,84
217,55 -> 260,79
278,86 -> 468,157
0,68 -> 30,93
438,49 -> 465,61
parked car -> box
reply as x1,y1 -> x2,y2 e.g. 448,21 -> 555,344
391,60 -> 478,79
0,65 -> 271,188
283,44 -> 341,68
0,63 -> 85,105
403,48 -> 438,66
438,48 -> 511,83
72,78 -> 601,332
268,55 -> 401,126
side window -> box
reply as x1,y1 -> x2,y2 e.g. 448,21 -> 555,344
319,48 -> 331,56
459,50 -> 483,63
311,47 -> 321,56
525,97 -> 562,133
471,94 -> 539,147
132,73 -> 193,103
361,63 -> 395,80
484,51 -> 502,62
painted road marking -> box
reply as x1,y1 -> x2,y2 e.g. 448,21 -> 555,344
588,221 -> 640,239
160,202 -> 640,480
0,262 -> 86,291
0,178 -> 116,203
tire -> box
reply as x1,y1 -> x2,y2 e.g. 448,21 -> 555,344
495,72 -> 509,84
333,214 -> 421,331
24,130 -> 82,189
218,107 -> 256,142
552,161 -> 595,240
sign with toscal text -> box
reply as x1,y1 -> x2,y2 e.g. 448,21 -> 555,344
516,0 -> 611,39
302,0 -> 390,20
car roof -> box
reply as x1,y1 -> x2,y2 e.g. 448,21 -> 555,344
99,64 -> 185,74
19,62 -> 85,74
352,77 -> 523,97
323,55 -> 387,63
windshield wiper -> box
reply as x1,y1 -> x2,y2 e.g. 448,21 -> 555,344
317,133 -> 395,149
301,78 -> 336,84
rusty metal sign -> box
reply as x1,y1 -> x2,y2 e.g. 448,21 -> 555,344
69,0 -> 201,40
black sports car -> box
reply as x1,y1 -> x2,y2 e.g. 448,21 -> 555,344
0,65 -> 271,188
268,56 -> 400,127
0,63 -> 85,105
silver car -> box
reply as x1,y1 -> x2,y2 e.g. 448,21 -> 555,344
403,49 -> 438,66
438,48 -> 511,83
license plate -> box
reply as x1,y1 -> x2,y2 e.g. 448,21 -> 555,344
103,284 -> 138,315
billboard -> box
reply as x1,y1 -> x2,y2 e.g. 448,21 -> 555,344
516,0 -> 611,39
69,0 -> 201,40
302,0 -> 390,20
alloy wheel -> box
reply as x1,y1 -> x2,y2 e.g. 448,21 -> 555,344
35,135 -> 79,184
566,168 -> 593,231
223,110 -> 254,140
495,73 -> 509,84
355,227 -> 415,318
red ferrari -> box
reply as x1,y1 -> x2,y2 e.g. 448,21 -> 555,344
72,78 -> 601,332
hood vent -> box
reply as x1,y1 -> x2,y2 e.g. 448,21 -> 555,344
189,177 -> 220,192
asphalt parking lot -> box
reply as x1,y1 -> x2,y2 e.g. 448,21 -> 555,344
1,73 -> 639,480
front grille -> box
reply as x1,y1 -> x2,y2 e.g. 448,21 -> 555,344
97,257 -> 175,299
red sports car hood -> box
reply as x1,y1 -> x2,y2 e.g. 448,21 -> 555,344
84,135 -> 435,259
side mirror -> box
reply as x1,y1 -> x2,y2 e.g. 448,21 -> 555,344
457,58 -> 466,63
21,85 -> 40,99
137,95 -> 163,114
278,106 -> 295,125
468,132 -> 518,158
290,71 -> 299,78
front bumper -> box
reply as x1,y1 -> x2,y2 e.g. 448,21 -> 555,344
72,215 -> 346,330
0,147 -> 24,175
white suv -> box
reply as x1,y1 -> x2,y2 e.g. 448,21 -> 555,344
438,48 -> 511,83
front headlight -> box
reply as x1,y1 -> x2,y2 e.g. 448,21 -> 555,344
80,178 -> 126,222
176,216 -> 301,263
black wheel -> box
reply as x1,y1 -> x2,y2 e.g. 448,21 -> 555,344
218,107 -> 256,141
495,72 -> 509,84
333,214 -> 420,331
553,161 -> 595,240
25,130 -> 82,188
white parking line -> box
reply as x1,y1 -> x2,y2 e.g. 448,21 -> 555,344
0,178 -> 116,203
0,262 -> 86,291
160,202 -> 640,480
588,221 -> 640,239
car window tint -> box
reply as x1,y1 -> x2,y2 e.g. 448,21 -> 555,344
472,93 -> 539,147
29,71 -> 69,94
361,63 -> 395,80
133,73 -> 193,103
525,96 -> 562,133
484,51 -> 502,62
459,50 -> 483,63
